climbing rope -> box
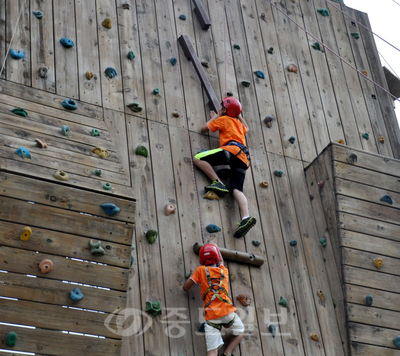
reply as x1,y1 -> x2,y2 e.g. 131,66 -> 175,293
379,51 -> 400,79
265,0 -> 400,103
223,0 -> 228,95
392,0 -> 400,7
0,0 -> 28,77
166,2 -> 205,244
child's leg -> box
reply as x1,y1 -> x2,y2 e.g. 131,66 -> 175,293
193,157 -> 220,182
223,333 -> 244,355
207,349 -> 218,356
232,189 -> 249,218
223,313 -> 245,355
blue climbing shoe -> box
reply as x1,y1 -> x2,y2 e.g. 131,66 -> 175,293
234,217 -> 256,238
205,180 -> 229,195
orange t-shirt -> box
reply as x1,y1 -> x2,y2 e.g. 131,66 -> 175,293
190,265 -> 236,320
208,115 -> 248,166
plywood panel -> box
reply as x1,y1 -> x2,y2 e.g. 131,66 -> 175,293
348,322 -> 400,349
350,343 -> 400,356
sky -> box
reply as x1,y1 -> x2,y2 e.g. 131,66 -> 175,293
344,0 -> 400,127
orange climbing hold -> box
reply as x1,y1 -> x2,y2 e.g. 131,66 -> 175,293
236,294 -> 252,306
374,258 -> 383,269
378,136 -> 385,143
317,180 -> 325,188
164,203 -> 176,216
39,259 -> 53,274
35,138 -> 48,148
337,139 -> 344,144
362,70 -> 368,76
287,63 -> 298,74
203,191 -> 219,200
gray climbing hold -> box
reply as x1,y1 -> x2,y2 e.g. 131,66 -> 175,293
105,67 -> 117,78
38,66 -> 48,78
289,239 -> 297,246
365,295 -> 373,306
15,147 -> 31,159
381,194 -> 393,205
206,224 -> 221,233
252,240 -> 261,247
32,11 -> 43,19
269,324 -> 277,338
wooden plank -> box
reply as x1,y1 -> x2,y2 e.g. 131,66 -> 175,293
345,285 -> 400,315
0,271 -> 126,313
350,343 -> 400,356
30,0 -> 55,93
53,0 -> 79,99
96,0 -> 124,112
0,196 -> 133,243
0,0 -> 5,80
0,298 -> 121,339
0,245 -> 129,291
75,0 -> 102,106
348,322 -> 400,349
193,0 -> 211,30
6,0 -> 30,86
0,323 -> 121,355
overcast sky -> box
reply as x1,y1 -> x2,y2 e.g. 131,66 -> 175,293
344,0 -> 400,127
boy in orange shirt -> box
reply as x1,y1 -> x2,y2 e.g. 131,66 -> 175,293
183,244 -> 244,356
193,97 -> 256,238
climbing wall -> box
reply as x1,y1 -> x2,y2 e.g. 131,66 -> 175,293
0,0 -> 399,355
305,143 -> 400,355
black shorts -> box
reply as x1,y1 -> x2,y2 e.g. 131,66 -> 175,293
194,148 -> 247,192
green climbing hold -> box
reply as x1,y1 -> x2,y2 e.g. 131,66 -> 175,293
91,128 -> 100,137
127,102 -> 143,112
186,271 -> 192,279
6,332 -> 17,347
206,224 -> 221,233
242,80 -> 251,87
317,9 -> 330,16
153,88 -> 160,94
127,51 -> 135,60
146,229 -> 158,244
320,238 -> 327,248
269,324 -> 277,338
62,99 -> 78,110
93,169 -> 102,177
132,244 -> 136,250
103,183 -> 112,190
365,294 -> 373,306
394,336 -> 400,349
252,240 -> 261,247
11,108 -> 28,117
289,136 -> 296,144
146,300 -> 162,317
32,11 -> 43,19
130,255 -> 134,267
279,296 -> 287,307
89,239 -> 106,256
289,239 -> 297,246
61,125 -> 70,136
268,47 -> 274,54
351,32 -> 360,40
233,44 -> 240,50
312,42 -> 322,51
381,194 -> 393,205
274,170 -> 283,177
362,132 -> 369,140
136,145 -> 148,157
105,67 -> 117,78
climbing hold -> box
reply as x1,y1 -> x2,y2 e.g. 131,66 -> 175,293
374,258 -> 383,269
311,334 -> 319,342
287,63 -> 298,74
38,66 -> 48,78
39,259 -> 53,274
264,115 -> 275,128
102,18 -> 112,29
252,240 -> 261,247
268,47 -> 274,54
60,37 -> 74,48
269,324 -> 277,338
227,91 -> 233,97
135,145 -> 148,157
362,70 -> 368,76
317,289 -> 324,301
393,336 -> 400,349
172,111 -> 180,118
254,70 -> 265,79
62,99 -> 78,110
198,322 -> 206,333
233,44 -> 240,50
60,125 -> 70,138
132,245 -> 136,250
146,229 -> 158,244
380,194 -> 393,205
89,239 -> 106,256
92,147 -> 110,158
362,132 -> 370,140
317,8 -> 330,16
105,67 -> 117,78
365,294 -> 373,306
146,300 -> 162,316
378,136 -> 385,143
312,42 -> 322,51
371,94 -> 377,100
317,180 -> 325,188
320,238 -> 327,248
351,32 -> 360,40
103,183 -> 112,190
6,332 -> 17,347
337,139 -> 345,144
274,170 -> 283,177
153,88 -> 160,94
236,294 -> 252,306
164,203 -> 176,216
170,57 -> 177,66
11,108 -> 28,117
127,51 -> 135,60
261,13 -> 266,21
70,288 -> 84,301
130,255 -> 134,267
122,3 -> 130,10
201,61 -> 209,68
279,296 -> 287,307
289,240 -> 297,246
20,227 -> 32,241
179,14 -> 186,20
289,136 -> 296,144
32,11 -> 43,19
86,71 -> 94,80
54,169 -> 69,181
10,49 -> 24,59
15,147 -> 31,159
93,169 -> 102,177
241,80 -> 251,87
206,224 -> 221,233
347,153 -> 358,164
127,102 -> 143,112
101,203 -> 120,216
91,128 -> 100,137
351,21 -> 356,26
203,191 -> 219,200
260,181 -> 269,188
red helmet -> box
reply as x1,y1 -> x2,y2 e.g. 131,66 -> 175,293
199,244 -> 222,266
222,97 -> 242,117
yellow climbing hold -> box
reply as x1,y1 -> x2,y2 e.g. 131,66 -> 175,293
92,147 -> 110,158
378,136 -> 385,143
317,289 -> 324,301
374,258 -> 383,269
362,70 -> 368,76
20,227 -> 32,241
54,169 -> 69,181
337,139 -> 345,144
260,181 -> 269,188
311,334 -> 319,342
203,191 -> 219,200
86,71 -> 94,80
102,18 -> 112,29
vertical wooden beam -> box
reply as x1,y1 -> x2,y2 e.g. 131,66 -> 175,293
192,0 -> 211,30
0,1 -> 6,79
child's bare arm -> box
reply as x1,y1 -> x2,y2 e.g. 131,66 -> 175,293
183,277 -> 195,291
200,110 -> 219,133
238,114 -> 249,132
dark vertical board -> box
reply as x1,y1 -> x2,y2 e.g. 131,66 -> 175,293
0,0 -> 5,79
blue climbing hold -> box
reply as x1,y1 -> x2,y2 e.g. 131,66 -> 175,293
179,14 -> 186,20
62,99 -> 78,110
170,57 -> 177,66
317,9 -> 330,16
394,336 -> 400,349
365,294 -> 373,306
274,170 -> 283,177
320,238 -> 327,248
130,255 -> 134,267
206,224 -> 221,233
10,49 -> 24,60
254,70 -> 265,79
32,11 -> 43,19
198,322 -> 206,333
101,203 -> 121,216
105,67 -> 117,78
70,288 -> 84,301
289,239 -> 297,246
15,147 -> 31,159
362,132 -> 369,140
61,125 -> 70,136
380,194 -> 393,205
60,37 -> 74,48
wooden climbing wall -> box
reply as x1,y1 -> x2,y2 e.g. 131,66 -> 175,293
305,143 -> 400,355
0,0 -> 399,355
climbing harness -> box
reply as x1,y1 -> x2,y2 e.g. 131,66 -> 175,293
202,266 -> 232,309
206,314 -> 236,331
224,141 -> 250,163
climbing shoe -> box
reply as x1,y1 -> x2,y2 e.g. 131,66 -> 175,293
234,216 -> 256,238
205,180 -> 229,195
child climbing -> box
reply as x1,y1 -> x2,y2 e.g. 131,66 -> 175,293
183,243 -> 244,356
193,97 -> 256,238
